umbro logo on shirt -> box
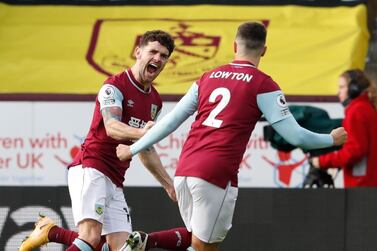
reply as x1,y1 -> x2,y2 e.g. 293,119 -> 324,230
127,99 -> 135,107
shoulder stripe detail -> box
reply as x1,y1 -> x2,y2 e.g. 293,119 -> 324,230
125,70 -> 151,94
229,63 -> 256,68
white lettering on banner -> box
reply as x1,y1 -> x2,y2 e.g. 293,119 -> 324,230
11,175 -> 44,183
11,206 -> 63,227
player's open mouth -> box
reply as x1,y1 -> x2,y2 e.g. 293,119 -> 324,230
147,63 -> 159,74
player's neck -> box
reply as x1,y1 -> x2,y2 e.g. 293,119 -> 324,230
234,55 -> 260,67
130,65 -> 152,91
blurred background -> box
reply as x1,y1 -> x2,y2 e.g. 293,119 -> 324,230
0,0 -> 376,250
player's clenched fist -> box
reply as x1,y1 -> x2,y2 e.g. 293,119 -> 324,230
140,121 -> 155,136
116,144 -> 132,161
330,127 -> 347,146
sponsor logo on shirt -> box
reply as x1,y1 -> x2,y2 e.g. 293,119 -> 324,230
128,117 -> 147,129
128,117 -> 148,142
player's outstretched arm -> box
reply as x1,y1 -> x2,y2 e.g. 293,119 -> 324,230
128,83 -> 199,156
257,90 -> 347,151
138,147 -> 177,202
271,117 -> 346,150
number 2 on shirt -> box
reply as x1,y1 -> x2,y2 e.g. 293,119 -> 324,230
202,87 -> 231,128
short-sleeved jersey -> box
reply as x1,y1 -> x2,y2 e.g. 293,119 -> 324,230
175,60 -> 281,188
69,69 -> 162,187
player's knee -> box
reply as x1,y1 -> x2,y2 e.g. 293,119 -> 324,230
191,236 -> 219,251
106,231 -> 129,250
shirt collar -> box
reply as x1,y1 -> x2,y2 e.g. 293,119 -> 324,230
126,69 -> 151,94
230,60 -> 256,68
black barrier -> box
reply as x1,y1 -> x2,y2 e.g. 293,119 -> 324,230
345,189 -> 377,251
0,187 -> 376,251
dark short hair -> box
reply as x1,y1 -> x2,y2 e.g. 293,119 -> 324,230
139,30 -> 175,56
236,22 -> 266,51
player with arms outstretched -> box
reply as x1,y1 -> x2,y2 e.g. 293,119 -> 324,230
117,22 -> 347,251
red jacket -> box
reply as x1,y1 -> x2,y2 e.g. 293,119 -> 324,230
319,93 -> 377,187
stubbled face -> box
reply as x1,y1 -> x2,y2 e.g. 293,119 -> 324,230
338,76 -> 349,103
134,41 -> 170,85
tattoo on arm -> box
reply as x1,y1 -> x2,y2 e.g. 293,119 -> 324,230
101,107 -> 122,124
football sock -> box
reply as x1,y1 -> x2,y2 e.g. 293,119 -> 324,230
147,227 -> 191,250
66,245 -> 82,251
48,226 -> 78,246
48,227 -> 106,251
94,239 -> 108,251
101,243 -> 110,251
66,238 -> 94,251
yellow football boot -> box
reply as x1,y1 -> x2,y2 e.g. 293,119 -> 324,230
19,215 -> 56,251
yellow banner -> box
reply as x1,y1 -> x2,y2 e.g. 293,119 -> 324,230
0,3 -> 369,95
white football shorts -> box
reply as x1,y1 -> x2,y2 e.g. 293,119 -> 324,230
68,165 -> 132,235
174,176 -> 238,243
